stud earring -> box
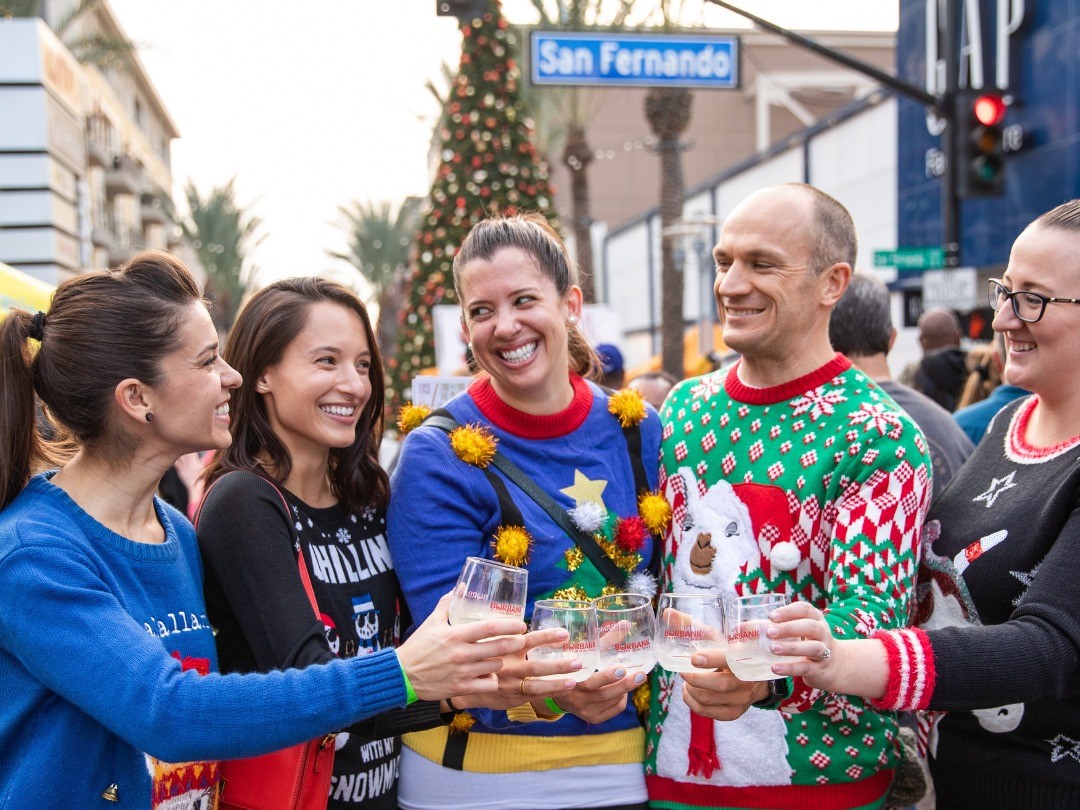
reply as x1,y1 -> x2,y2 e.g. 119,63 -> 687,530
568,314 -> 578,325
145,412 -> 155,423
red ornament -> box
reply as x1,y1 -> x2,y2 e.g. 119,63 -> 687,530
614,516 -> 648,553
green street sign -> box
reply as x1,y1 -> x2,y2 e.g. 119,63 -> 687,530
873,247 -> 945,270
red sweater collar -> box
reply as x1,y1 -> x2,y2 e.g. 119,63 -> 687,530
724,353 -> 852,405
468,374 -> 594,439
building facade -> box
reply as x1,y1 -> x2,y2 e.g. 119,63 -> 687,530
0,1 -> 179,285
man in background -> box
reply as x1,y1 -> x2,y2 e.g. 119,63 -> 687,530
901,307 -> 968,411
831,273 -> 974,500
627,369 -> 678,410
596,343 -> 626,389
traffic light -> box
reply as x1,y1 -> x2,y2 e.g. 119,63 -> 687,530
435,0 -> 485,19
955,90 -> 1007,198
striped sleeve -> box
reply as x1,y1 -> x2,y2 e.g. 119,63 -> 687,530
868,628 -> 937,711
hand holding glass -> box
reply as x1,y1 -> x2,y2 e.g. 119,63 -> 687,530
526,599 -> 598,682
654,593 -> 726,673
725,593 -> 801,681
594,593 -> 657,673
447,557 -> 528,626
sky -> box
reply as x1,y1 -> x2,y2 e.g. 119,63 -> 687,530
107,0 -> 897,288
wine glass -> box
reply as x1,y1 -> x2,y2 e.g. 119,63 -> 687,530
654,592 -> 726,673
724,593 -> 800,681
526,599 -> 599,682
447,556 -> 528,626
593,592 -> 657,674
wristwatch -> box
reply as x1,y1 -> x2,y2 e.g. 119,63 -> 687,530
752,677 -> 792,709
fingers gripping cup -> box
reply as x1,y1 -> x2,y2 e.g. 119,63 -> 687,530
527,599 -> 599,682
593,592 -> 657,674
724,593 -> 800,681
447,557 -> 528,626
654,593 -> 726,673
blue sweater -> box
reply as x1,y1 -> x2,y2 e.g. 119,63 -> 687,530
388,376 -> 661,753
0,473 -> 408,809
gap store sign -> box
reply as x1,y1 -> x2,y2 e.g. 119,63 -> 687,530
530,31 -> 739,89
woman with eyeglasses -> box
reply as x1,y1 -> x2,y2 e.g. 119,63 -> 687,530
764,200 -> 1080,810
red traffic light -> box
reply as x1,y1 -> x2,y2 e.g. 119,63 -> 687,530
973,94 -> 1007,127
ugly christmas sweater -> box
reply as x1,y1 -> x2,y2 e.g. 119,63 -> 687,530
387,375 -> 660,810
646,354 -> 932,810
199,471 -> 447,810
0,472 -> 408,810
872,395 -> 1080,810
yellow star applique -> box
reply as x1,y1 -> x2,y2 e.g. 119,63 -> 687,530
560,470 -> 608,508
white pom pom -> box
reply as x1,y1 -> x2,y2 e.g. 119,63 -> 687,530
627,570 -> 658,599
769,541 -> 801,571
569,501 -> 607,533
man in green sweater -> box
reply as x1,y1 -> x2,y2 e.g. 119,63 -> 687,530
645,184 -> 932,810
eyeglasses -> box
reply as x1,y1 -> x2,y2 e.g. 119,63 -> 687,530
987,278 -> 1080,323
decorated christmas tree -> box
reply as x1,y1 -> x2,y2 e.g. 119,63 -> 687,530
389,0 -> 556,404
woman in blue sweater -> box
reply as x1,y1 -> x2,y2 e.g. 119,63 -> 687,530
389,213 -> 662,810
0,251 -> 530,808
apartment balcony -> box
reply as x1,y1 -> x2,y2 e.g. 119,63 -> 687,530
140,193 -> 169,225
107,225 -> 141,267
105,154 -> 144,197
87,137 -> 110,169
90,225 -> 115,249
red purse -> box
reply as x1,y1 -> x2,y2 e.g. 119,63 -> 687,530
197,475 -> 337,810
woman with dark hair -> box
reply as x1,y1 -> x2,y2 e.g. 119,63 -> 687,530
198,277 -> 573,809
0,252 -> 530,807
388,212 -> 663,810
768,200 -> 1080,809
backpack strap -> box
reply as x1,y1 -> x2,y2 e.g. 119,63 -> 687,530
424,410 -> 628,590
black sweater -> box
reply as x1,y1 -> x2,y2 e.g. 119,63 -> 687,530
915,397 -> 1080,810
198,471 -> 445,810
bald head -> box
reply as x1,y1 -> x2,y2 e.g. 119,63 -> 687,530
917,307 -> 962,352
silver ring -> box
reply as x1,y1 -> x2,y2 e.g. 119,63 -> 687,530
819,647 -> 832,661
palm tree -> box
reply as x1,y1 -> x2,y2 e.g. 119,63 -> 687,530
179,179 -> 263,332
3,0 -> 134,68
643,0 -> 694,379
328,198 -> 418,361
526,0 -> 636,302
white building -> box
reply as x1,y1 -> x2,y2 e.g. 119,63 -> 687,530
0,2 -> 179,284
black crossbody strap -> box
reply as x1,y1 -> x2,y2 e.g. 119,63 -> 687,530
423,412 -> 628,589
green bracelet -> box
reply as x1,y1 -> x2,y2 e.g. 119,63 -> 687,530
400,668 -> 419,705
544,698 -> 564,716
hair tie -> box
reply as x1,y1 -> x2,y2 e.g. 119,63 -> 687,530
28,311 -> 47,342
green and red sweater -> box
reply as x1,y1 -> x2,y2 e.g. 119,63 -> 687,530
646,354 -> 932,810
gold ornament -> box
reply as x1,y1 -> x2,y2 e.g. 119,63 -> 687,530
449,423 -> 498,467
449,711 -> 476,733
553,585 -> 588,602
493,525 -> 532,567
638,492 -> 672,536
564,547 -> 584,572
608,388 -> 648,428
396,403 -> 431,435
632,682 -> 651,715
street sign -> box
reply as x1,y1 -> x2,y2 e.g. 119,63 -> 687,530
922,267 -> 979,312
530,31 -> 739,89
873,246 -> 945,270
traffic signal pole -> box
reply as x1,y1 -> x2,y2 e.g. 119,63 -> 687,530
704,0 -> 963,266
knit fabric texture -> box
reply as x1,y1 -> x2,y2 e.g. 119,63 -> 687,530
645,355 -> 932,810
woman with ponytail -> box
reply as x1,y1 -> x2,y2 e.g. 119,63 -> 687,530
0,251 -> 530,808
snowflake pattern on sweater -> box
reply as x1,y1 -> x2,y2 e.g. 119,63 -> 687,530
646,355 -> 932,810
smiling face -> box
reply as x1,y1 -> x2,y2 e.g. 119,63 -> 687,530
994,224 -> 1080,400
457,246 -> 582,414
151,302 -> 242,454
258,301 -> 372,464
713,187 -> 849,385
